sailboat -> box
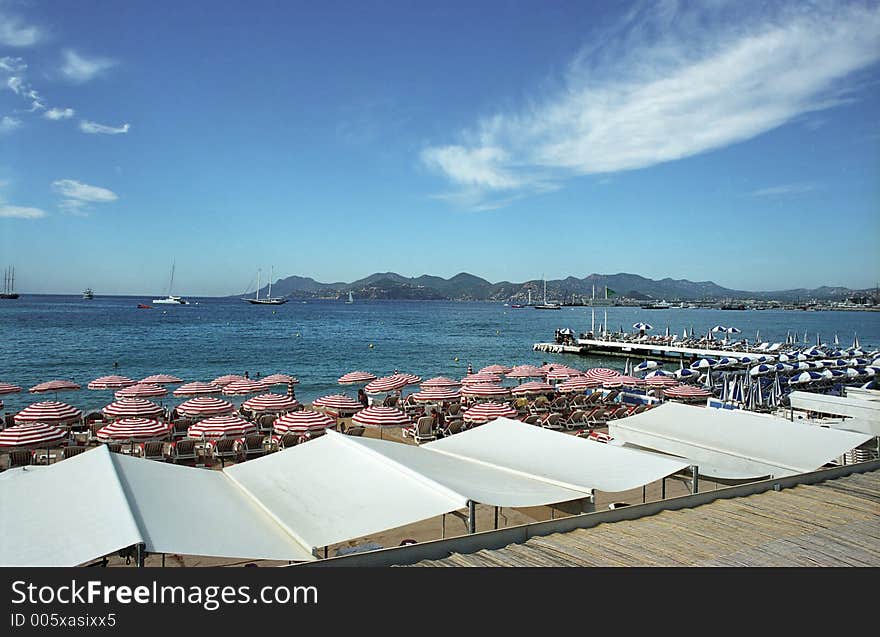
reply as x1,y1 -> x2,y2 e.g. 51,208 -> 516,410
534,277 -> 561,310
1,266 -> 19,299
153,260 -> 189,305
82,288 -> 94,300
245,266 -> 288,305
345,291 -> 354,304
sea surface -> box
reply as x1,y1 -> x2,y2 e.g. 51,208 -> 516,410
1,295 -> 878,414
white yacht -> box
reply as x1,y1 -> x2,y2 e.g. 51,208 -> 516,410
245,266 -> 288,305
153,261 -> 189,305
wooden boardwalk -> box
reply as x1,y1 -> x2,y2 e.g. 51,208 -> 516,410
407,471 -> 880,567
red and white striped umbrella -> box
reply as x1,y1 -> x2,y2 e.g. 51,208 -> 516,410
479,364 -> 512,375
187,414 -> 256,440
176,396 -> 235,418
87,375 -> 137,390
0,382 -> 22,395
390,373 -> 421,386
103,397 -> 164,420
462,401 -> 517,424
222,379 -> 270,396
212,374 -> 247,387
663,385 -> 712,400
273,410 -> 335,435
28,379 -> 81,394
338,371 -> 377,385
410,388 -> 462,402
173,381 -> 222,397
584,368 -> 622,383
461,373 -> 502,385
114,383 -> 168,399
139,374 -> 183,385
460,383 -> 512,398
546,368 -> 583,383
506,365 -> 546,379
0,422 -> 68,449
352,406 -> 411,429
261,373 -> 299,386
364,375 -> 408,394
241,393 -> 300,414
311,394 -> 363,414
14,401 -> 82,425
97,418 -> 170,442
645,376 -> 679,387
511,381 -> 555,396
603,375 -> 646,389
420,376 -> 462,389
556,377 -> 602,393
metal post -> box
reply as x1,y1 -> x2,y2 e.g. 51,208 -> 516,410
494,506 -> 499,530
467,500 -> 476,534
324,546 -> 328,559
661,477 -> 666,500
642,485 -> 646,503
691,465 -> 700,494
162,553 -> 165,567
441,513 -> 445,539
136,543 -> 146,567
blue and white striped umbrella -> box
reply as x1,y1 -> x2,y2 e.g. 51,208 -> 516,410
635,360 -> 660,371
808,361 -> 825,369
715,357 -> 738,368
645,369 -> 672,378
690,358 -> 718,370
850,358 -> 870,366
756,355 -> 776,363
773,363 -> 794,373
861,379 -> 878,390
864,367 -> 878,377
790,361 -> 812,370
749,364 -> 775,377
674,368 -> 700,380
873,357 -> 880,367
725,327 -> 741,334
824,359 -> 850,368
845,367 -> 867,378
738,356 -> 758,365
710,325 -> 727,332
632,323 -> 653,330
803,348 -> 824,358
788,371 -> 824,385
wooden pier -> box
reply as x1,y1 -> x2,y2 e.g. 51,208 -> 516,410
533,338 -> 757,363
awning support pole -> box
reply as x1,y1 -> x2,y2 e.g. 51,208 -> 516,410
136,542 -> 146,568
467,500 -> 476,534
494,506 -> 499,530
441,513 -> 445,539
691,465 -> 700,494
661,477 -> 666,500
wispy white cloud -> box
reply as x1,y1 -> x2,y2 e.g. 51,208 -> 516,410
79,119 -> 130,135
52,179 -> 118,214
0,204 -> 46,219
60,49 -> 116,83
0,115 -> 21,133
421,1 -> 880,209
1,56 -> 44,112
0,9 -> 42,47
751,182 -> 817,197
43,107 -> 75,120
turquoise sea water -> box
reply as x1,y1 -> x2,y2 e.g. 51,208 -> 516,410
1,295 -> 878,414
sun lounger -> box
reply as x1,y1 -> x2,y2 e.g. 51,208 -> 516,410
167,439 -> 198,464
62,445 -> 87,460
344,426 -> 366,437
139,441 -> 165,461
540,413 -> 564,431
521,414 -> 540,425
442,420 -> 463,437
9,449 -> 34,468
242,434 -> 267,459
210,438 -> 241,467
565,409 -> 587,429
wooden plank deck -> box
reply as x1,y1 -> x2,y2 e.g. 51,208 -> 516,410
408,470 -> 880,567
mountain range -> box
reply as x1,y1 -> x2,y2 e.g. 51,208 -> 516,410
237,272 -> 874,303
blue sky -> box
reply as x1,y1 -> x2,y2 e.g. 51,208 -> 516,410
1,0 -> 879,295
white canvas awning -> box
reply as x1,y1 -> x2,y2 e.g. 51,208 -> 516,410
788,391 -> 880,435
424,417 -> 691,493
608,402 -> 872,480
0,446 -> 314,566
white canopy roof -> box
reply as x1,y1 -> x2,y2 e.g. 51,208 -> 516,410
608,402 -> 872,480
0,446 -> 314,566
788,391 -> 880,435
424,417 -> 691,493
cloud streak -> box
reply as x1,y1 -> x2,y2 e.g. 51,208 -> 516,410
752,182 -> 817,197
0,10 -> 42,47
43,107 -> 75,120
52,179 -> 118,214
0,115 -> 20,133
60,49 -> 116,83
0,204 -> 45,219
421,1 -> 880,209
79,120 -> 130,135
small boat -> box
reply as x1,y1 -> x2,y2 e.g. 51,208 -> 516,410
137,304 -> 152,309
82,288 -> 94,300
510,304 -> 524,309
245,266 -> 288,305
1,266 -> 19,299
533,278 -> 561,309
641,301 -> 672,309
345,291 -> 354,304
153,260 -> 189,305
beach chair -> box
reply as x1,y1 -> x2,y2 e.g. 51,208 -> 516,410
549,397 -> 568,413
258,414 -> 275,435
630,404 -> 648,416
571,394 -> 589,407
521,414 -> 540,425
584,407 -> 608,427
106,443 -> 123,454
403,415 -> 433,441
382,394 -> 399,408
412,417 -> 437,445
278,433 -> 300,449
210,438 -> 241,467
566,410 -> 587,429
171,420 -> 190,440
9,449 -> 34,468
602,390 -> 620,404
88,423 -> 103,445
442,420 -> 463,437
529,396 -> 550,415
139,441 -> 165,461
62,445 -> 87,461
168,439 -> 198,464
540,413 -> 564,431
242,435 -> 267,460
583,392 -> 602,406
344,426 -> 366,437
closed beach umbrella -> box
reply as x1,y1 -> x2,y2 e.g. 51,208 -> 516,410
222,379 -> 270,396
261,373 -> 299,386
173,381 -> 223,397
311,394 -> 363,415
212,374 -> 247,387
557,377 -> 602,393
663,385 -> 712,401
420,376 -> 462,389
460,383 -> 512,399
273,410 -> 334,435
114,383 -> 168,399
87,375 -> 136,390
139,374 -> 183,385
14,401 -> 82,426
479,364 -> 512,375
462,402 -> 517,425
96,418 -> 170,442
0,422 -> 67,449
103,397 -> 164,420
461,373 -> 502,385
28,379 -> 81,394
351,406 -> 411,438
410,388 -> 461,402
241,393 -> 300,414
337,371 -> 376,385
177,396 -> 235,418
187,414 -> 255,440
634,360 -> 661,372
364,375 -> 409,394
511,381 -> 554,396
506,365 -> 546,379
632,322 -> 653,330
0,382 -> 22,395
584,368 -> 621,383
